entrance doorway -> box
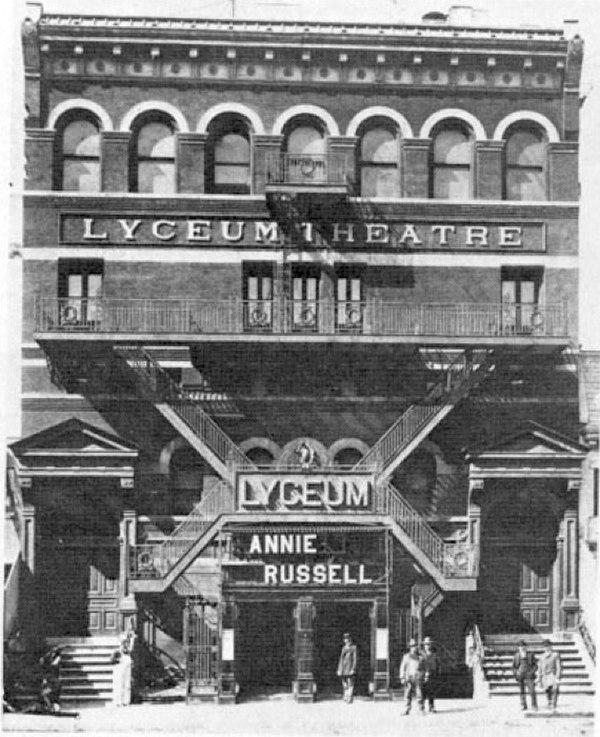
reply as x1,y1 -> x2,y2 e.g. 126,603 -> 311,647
314,601 -> 371,698
236,601 -> 295,696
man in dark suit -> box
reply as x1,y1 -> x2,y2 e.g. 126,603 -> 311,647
336,633 -> 358,703
512,640 -> 537,711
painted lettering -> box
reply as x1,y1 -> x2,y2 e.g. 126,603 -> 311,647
82,218 -> 108,241
118,219 -> 142,241
264,564 -> 277,584
254,221 -> 280,243
187,220 -> 211,242
499,226 -> 523,247
152,220 -> 176,241
431,224 -> 456,246
398,224 -> 422,245
466,226 -> 489,246
221,221 -> 245,242
332,223 -> 355,243
366,223 -> 389,244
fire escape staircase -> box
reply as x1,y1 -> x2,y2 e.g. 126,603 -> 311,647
354,351 -> 495,480
115,345 -> 255,482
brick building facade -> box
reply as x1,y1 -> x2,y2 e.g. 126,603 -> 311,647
5,3 -> 596,704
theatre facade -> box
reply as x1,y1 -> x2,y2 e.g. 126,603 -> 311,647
7,3 -> 595,703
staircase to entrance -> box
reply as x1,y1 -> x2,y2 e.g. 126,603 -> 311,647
482,634 -> 595,696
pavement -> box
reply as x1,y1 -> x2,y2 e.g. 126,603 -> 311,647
2,694 -> 595,736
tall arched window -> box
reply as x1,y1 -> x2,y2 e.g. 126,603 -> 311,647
504,125 -> 547,201
206,115 -> 251,194
431,122 -> 473,199
358,120 -> 400,197
283,118 -> 326,183
55,113 -> 101,191
130,114 -> 176,193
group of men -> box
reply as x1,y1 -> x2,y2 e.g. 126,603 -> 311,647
338,634 -> 563,714
336,633 -> 440,713
513,639 -> 562,712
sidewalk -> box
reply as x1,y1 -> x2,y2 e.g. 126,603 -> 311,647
2,694 -> 595,736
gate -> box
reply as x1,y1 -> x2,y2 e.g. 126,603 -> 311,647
184,599 -> 220,702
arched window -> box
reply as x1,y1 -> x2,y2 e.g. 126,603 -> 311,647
358,121 -> 400,197
504,125 -> 547,201
431,122 -> 473,199
55,113 -> 101,191
283,118 -> 326,183
206,116 -> 251,194
130,114 -> 176,193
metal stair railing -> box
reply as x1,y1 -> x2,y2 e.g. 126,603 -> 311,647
355,353 -> 493,474
130,480 -> 234,580
116,345 -> 255,476
378,480 -> 477,578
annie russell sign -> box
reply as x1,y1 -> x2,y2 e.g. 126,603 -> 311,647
225,532 -> 381,587
61,216 -> 545,251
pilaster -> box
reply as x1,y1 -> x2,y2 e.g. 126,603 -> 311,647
402,138 -> 430,198
177,132 -> 207,194
102,131 -> 131,192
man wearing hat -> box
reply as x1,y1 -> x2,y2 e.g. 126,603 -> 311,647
537,639 -> 561,711
420,637 -> 440,713
512,640 -> 538,711
399,639 -> 424,715
336,633 -> 357,703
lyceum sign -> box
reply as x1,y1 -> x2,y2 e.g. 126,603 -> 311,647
236,472 -> 375,512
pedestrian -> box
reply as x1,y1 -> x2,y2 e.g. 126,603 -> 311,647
336,633 -> 357,703
399,639 -> 424,715
39,646 -> 63,713
420,636 -> 440,713
537,639 -> 561,711
112,640 -> 133,707
512,640 -> 537,711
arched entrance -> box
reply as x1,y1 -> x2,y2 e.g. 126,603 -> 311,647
480,480 -> 563,633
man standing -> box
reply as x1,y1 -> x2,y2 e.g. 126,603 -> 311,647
420,637 -> 440,713
512,640 -> 538,711
537,639 -> 561,711
336,633 -> 357,703
399,639 -> 424,715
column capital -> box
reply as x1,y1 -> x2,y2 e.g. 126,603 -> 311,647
475,139 -> 505,151
252,134 -> 283,147
567,478 -> 582,494
177,132 -> 208,145
402,137 -> 432,149
102,131 -> 131,143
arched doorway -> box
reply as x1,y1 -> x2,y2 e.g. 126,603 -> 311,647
480,480 -> 562,633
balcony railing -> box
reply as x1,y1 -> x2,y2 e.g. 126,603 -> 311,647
266,153 -> 350,187
35,298 -> 569,339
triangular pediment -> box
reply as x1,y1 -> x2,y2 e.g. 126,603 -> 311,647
469,421 -> 586,459
10,418 -> 138,457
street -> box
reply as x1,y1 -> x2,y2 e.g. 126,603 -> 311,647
2,694 -> 595,736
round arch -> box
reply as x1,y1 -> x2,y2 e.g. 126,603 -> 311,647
328,438 -> 371,464
272,105 -> 340,137
119,101 -> 189,133
46,99 -> 113,131
197,103 -> 265,135
346,107 -> 413,139
239,437 -> 282,462
419,108 -> 486,140
493,111 -> 560,143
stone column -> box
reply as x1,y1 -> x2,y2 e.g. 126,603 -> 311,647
327,136 -> 358,194
559,480 -> 580,629
475,140 -> 504,200
20,501 -> 36,574
293,597 -> 316,701
402,139 -> 431,198
25,129 -> 55,190
219,599 -> 238,703
102,131 -> 131,192
119,510 -> 138,630
468,478 -> 484,574
253,134 -> 283,194
177,133 -> 207,194
548,142 -> 579,201
370,596 -> 391,699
